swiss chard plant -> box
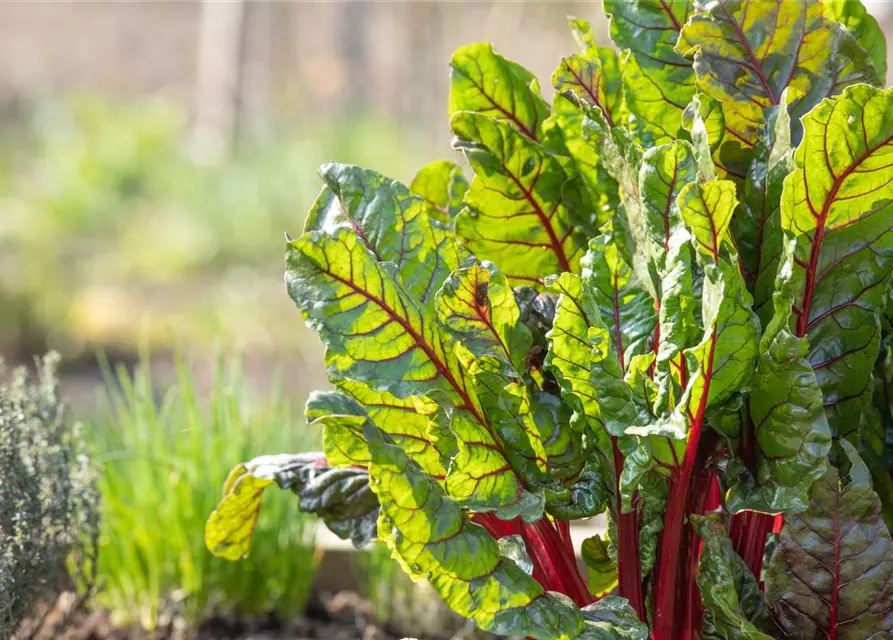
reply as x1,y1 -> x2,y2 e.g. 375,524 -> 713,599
206,1 -> 893,638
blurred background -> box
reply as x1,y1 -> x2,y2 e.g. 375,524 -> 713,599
1,2 -> 891,638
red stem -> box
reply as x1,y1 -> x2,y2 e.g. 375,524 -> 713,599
475,513 -> 593,608
653,332 -> 717,640
613,439 -> 646,621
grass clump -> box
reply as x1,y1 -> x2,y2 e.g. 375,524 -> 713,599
89,351 -> 318,629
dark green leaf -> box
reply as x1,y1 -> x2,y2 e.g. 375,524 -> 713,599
206,453 -> 379,558
764,442 -> 893,639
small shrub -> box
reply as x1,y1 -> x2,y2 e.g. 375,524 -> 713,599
0,354 -> 99,636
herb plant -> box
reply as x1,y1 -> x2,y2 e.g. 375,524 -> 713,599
206,1 -> 893,638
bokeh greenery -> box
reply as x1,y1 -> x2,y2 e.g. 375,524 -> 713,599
0,95 -> 430,362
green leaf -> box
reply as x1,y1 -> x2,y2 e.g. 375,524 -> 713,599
542,93 -> 619,230
582,233 -> 658,373
764,441 -> 893,639
435,262 -> 532,372
306,390 -> 372,468
823,0 -> 887,78
579,596 -> 650,640
691,516 -> 773,640
677,180 -> 738,262
733,98 -> 794,326
553,48 -> 622,128
530,389 -> 585,484
639,141 -> 699,272
581,534 -> 618,597
449,43 -> 549,141
206,453 -> 379,558
728,306 -> 832,513
604,0 -> 696,145
452,111 -> 591,285
776,84 -> 893,439
305,163 -> 469,306
546,271 -> 604,436
677,0 -> 882,147
337,381 -> 447,479
409,160 -> 469,222
287,228 -> 469,399
366,426 -> 588,640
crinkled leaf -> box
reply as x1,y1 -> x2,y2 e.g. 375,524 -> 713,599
542,93 -> 618,230
530,389 -> 585,484
764,442 -> 893,639
287,229 -> 470,400
823,0 -> 887,78
639,141 -> 699,271
604,0 -> 696,145
553,47 -> 622,128
579,595 -> 649,640
452,111 -> 590,285
733,98 -> 794,325
776,84 -> 893,439
449,43 -> 549,141
728,307 -> 832,513
692,515 -> 773,640
410,160 -> 469,222
366,426 -> 588,640
206,453 -> 379,558
581,534 -> 618,597
677,0 -> 882,147
306,390 -> 372,467
305,163 -> 468,305
338,380 -> 447,479
583,233 -> 659,370
677,180 -> 738,262
546,271 -> 604,436
435,262 -> 532,372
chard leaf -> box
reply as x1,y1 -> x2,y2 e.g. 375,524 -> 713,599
410,160 -> 469,221
823,0 -> 887,78
542,93 -> 619,229
581,534 -> 618,597
691,515 -> 773,640
452,112 -> 591,285
449,43 -> 549,141
604,0 -> 696,145
288,228 -> 543,513
435,262 -> 532,372
305,163 -> 468,306
306,390 -> 372,468
639,141 -> 699,271
206,453 -> 379,558
733,99 -> 794,326
728,304 -> 832,513
337,380 -> 447,479
553,47 -> 622,128
677,180 -> 737,261
366,427 -> 589,640
530,390 -> 585,484
546,271 -> 605,436
764,442 -> 893,639
677,0 -> 882,147
287,228 -> 470,399
583,233 -> 658,370
579,596 -> 649,640
776,84 -> 893,439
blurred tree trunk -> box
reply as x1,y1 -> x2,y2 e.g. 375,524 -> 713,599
192,0 -> 248,161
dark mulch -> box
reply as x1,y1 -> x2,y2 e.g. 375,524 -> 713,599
16,592 -> 470,640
